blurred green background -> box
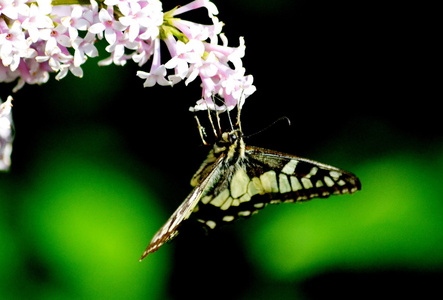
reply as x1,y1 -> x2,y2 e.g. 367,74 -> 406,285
1,0 -> 438,299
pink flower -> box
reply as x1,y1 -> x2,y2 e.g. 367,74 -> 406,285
171,17 -> 222,43
164,38 -> 205,80
119,0 -> 163,42
0,0 -> 255,112
20,3 -> 54,43
61,6 -> 91,41
0,0 -> 19,20
137,38 -> 171,87
0,0 -> 257,171
0,21 -> 35,71
88,7 -> 126,45
172,0 -> 218,18
72,32 -> 98,67
0,95 -> 13,171
100,30 -> 137,66
135,0 -> 255,111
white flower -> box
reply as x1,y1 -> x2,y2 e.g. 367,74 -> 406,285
137,65 -> 170,87
0,95 -> 14,171
21,3 -> 54,43
185,50 -> 218,85
0,0 -> 18,20
72,32 -> 98,67
137,38 -> 171,86
119,1 -> 147,42
172,0 -> 219,18
0,21 -> 34,71
100,31 -> 137,66
165,39 -> 205,80
171,16 -> 223,42
132,39 -> 155,66
89,7 -> 127,45
61,5 -> 91,41
39,24 -> 71,48
0,0 -> 255,112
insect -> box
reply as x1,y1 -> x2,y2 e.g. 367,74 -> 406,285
139,104 -> 361,261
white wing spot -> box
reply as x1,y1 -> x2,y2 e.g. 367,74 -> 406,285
232,199 -> 240,206
330,171 -> 341,181
222,215 -> 235,222
254,202 -> 265,208
337,179 -> 347,186
305,167 -> 318,178
220,197 -> 233,210
301,177 -> 313,189
248,177 -> 264,196
260,171 -> 279,193
231,168 -> 250,198
279,173 -> 291,193
316,180 -> 324,188
290,176 -> 303,191
201,195 -> 212,204
238,211 -> 251,217
239,193 -> 251,203
210,188 -> 230,207
206,220 -> 216,229
324,176 -> 335,187
282,160 -> 298,175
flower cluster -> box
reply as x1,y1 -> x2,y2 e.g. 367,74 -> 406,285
0,0 -> 255,111
0,96 -> 13,171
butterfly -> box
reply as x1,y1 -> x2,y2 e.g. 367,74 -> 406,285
139,105 -> 361,261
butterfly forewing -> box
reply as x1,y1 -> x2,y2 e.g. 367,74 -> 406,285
192,146 -> 361,230
139,155 -> 225,260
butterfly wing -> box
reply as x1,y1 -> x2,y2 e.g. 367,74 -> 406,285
192,145 -> 361,230
139,154 -> 225,260
246,146 -> 361,198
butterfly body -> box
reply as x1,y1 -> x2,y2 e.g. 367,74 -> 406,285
140,125 -> 361,260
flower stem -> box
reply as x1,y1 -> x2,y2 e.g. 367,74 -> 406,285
51,0 -> 92,5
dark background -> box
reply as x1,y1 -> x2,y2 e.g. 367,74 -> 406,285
1,0 -> 440,299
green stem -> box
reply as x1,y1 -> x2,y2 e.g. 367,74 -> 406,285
51,0 -> 92,5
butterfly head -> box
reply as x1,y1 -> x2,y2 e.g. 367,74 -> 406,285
221,129 -> 241,144
214,129 -> 245,162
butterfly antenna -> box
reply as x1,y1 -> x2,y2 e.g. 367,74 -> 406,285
244,116 -> 291,139
212,94 -> 237,132
236,90 -> 246,132
225,106 -> 235,132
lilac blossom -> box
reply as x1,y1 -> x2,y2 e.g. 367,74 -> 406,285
136,37 -> 171,87
0,0 -> 257,170
0,96 -> 13,171
1,0 -> 255,111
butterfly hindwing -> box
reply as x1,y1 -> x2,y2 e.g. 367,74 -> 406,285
192,145 -> 361,230
246,146 -> 361,199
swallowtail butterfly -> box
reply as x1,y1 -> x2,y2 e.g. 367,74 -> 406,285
140,107 -> 361,260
